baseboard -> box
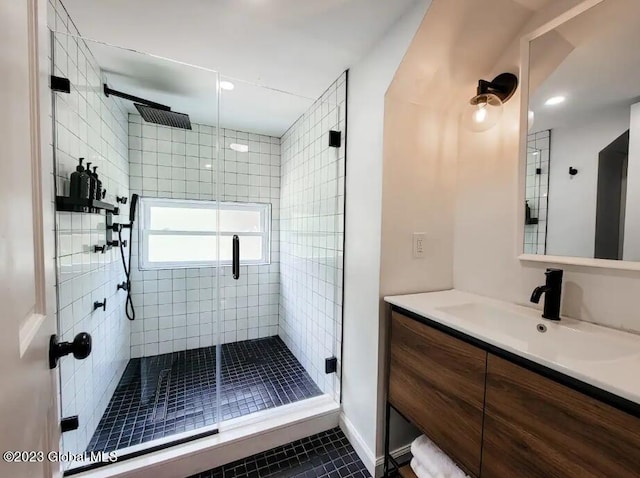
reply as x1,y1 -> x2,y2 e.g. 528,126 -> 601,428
338,412 -> 412,478
75,395 -> 340,478
339,413 -> 376,476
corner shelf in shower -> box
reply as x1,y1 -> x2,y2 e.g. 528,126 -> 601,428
56,196 -> 118,213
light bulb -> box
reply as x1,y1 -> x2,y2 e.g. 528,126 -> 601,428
474,104 -> 488,123
462,93 -> 503,132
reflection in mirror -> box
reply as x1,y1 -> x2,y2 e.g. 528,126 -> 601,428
524,131 -> 550,254
525,0 -> 640,261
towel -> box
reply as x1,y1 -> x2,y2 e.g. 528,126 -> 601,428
411,457 -> 434,478
410,435 -> 470,478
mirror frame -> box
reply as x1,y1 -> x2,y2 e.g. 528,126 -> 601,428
516,0 -> 640,271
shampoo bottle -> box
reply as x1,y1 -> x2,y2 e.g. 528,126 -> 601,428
86,161 -> 96,211
92,166 -> 103,204
70,157 -> 90,211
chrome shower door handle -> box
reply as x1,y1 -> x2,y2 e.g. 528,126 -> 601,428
232,235 -> 240,280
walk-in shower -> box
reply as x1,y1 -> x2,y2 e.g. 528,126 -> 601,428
50,2 -> 346,473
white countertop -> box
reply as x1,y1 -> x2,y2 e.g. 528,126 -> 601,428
384,289 -> 640,406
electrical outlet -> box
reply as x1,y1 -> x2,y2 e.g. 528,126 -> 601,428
413,233 -> 426,258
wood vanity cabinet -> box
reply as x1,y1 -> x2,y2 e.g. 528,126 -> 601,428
387,309 -> 640,478
388,311 -> 486,477
482,354 -> 640,478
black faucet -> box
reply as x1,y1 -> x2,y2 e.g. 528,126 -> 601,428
530,268 -> 563,320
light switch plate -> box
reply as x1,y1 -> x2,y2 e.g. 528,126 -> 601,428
413,233 -> 426,258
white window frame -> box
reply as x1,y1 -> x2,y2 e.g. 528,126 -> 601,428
138,197 -> 271,270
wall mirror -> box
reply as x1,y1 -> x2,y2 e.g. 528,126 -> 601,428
520,0 -> 640,268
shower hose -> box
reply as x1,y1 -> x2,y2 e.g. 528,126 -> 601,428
118,226 -> 136,321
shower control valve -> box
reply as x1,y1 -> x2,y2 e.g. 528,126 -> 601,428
117,282 -> 128,291
93,298 -> 106,311
116,196 -> 128,204
111,222 -> 132,232
94,245 -> 106,254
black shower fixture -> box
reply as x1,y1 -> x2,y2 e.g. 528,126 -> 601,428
104,84 -> 192,130
114,193 -> 139,321
462,72 -> 519,132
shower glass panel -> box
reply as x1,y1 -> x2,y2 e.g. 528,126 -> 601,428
215,74 -> 346,425
50,25 -> 220,471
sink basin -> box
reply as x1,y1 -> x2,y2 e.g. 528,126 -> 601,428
437,302 -> 640,363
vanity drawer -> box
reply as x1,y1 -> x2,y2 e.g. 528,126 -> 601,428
388,311 -> 486,477
482,354 -> 640,478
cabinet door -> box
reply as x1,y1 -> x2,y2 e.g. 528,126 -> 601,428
389,312 -> 486,477
483,354 -> 640,478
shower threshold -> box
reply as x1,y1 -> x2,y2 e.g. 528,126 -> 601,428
68,394 -> 340,477
87,336 -> 322,454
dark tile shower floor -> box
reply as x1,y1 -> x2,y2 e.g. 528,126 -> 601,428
189,427 -> 370,478
87,336 -> 322,453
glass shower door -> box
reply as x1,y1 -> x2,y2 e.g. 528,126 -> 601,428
50,22 -> 221,472
214,74 -> 346,425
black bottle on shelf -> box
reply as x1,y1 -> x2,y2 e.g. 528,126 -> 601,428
92,166 -> 103,205
70,157 -> 90,212
86,162 -> 97,211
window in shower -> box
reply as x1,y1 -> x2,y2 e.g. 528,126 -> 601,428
138,197 -> 271,269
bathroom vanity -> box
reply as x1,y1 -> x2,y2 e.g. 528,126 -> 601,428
383,290 -> 640,478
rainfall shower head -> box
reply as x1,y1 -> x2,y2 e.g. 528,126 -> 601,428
104,84 -> 192,130
134,104 -> 192,130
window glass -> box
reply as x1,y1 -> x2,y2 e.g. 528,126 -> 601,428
149,207 -> 217,232
219,210 -> 262,233
139,198 -> 270,269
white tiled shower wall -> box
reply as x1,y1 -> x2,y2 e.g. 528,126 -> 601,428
49,0 -> 131,457
525,130 -> 550,254
279,73 -> 347,399
128,115 -> 281,357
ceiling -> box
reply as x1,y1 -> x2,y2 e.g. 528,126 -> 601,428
87,39 -> 315,136
528,0 -> 640,133
60,0 -> 420,136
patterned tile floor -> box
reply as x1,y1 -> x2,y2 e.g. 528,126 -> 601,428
189,427 -> 371,478
87,336 -> 322,453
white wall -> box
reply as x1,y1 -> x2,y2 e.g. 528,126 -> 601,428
342,0 -> 430,469
623,102 -> 640,261
128,117 -> 281,356
50,0 -> 131,458
279,73 -> 346,401
546,104 -> 630,257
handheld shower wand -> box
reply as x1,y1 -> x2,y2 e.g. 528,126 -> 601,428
129,193 -> 139,223
118,193 -> 139,320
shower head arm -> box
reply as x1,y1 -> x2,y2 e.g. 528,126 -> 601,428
103,84 -> 171,111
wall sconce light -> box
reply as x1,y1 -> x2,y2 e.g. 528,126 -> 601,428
462,73 -> 518,132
